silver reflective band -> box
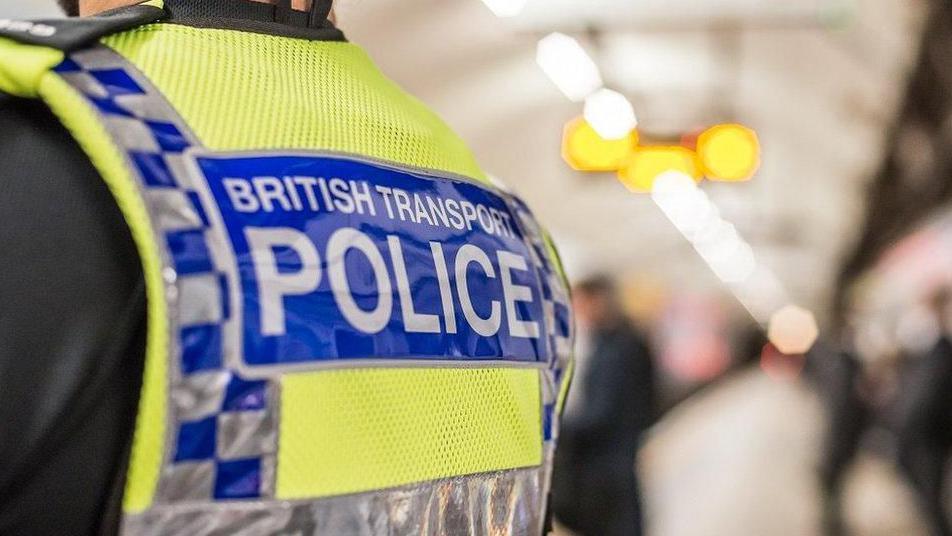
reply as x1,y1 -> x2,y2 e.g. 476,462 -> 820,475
123,465 -> 547,536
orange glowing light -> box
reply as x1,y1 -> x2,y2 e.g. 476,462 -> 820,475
697,124 -> 761,182
562,117 -> 638,172
767,305 -> 819,355
617,146 -> 701,193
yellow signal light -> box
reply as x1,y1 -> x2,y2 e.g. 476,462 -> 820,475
617,146 -> 701,193
562,117 -> 638,172
697,124 -> 760,182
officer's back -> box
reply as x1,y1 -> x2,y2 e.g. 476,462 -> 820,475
0,1 -> 573,534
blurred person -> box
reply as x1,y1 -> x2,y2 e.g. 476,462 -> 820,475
893,288 -> 952,536
0,1 -> 573,535
804,341 -> 869,536
552,275 -> 656,536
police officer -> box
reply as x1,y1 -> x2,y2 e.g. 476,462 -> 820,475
0,1 -> 573,534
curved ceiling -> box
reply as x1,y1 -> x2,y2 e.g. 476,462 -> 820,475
6,0 -> 927,317
339,0 -> 924,316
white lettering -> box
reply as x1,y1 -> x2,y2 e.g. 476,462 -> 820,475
444,199 -> 465,230
224,178 -> 260,212
317,177 -> 335,211
476,204 -> 494,233
252,177 -> 292,212
246,227 -> 322,336
427,196 -> 450,228
393,189 -> 414,222
430,242 -> 457,334
460,201 -> 478,231
414,193 -> 434,226
455,244 -> 501,336
327,228 -> 392,334
387,236 -> 440,333
375,185 -> 396,218
283,177 -> 304,211
329,178 -> 355,213
293,176 -> 321,211
351,180 -> 376,216
498,251 -> 539,338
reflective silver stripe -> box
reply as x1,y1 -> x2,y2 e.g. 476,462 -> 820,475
102,115 -> 163,152
146,189 -> 204,232
176,273 -> 223,325
59,71 -> 109,98
123,465 -> 546,536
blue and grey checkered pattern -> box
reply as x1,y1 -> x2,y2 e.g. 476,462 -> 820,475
54,47 -> 276,502
507,194 -> 573,443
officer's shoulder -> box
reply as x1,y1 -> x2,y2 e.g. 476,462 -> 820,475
0,2 -> 165,52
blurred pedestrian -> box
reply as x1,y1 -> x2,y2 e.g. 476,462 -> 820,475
894,289 -> 952,536
552,275 -> 656,536
805,341 -> 869,536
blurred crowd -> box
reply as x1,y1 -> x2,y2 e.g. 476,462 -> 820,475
551,275 -> 952,536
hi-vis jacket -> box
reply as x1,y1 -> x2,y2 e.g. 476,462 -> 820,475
0,1 -> 573,534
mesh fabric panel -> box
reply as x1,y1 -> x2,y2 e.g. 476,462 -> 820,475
277,367 -> 542,499
102,25 -> 488,183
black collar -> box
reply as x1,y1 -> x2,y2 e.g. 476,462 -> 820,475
0,0 -> 343,52
163,0 -> 345,41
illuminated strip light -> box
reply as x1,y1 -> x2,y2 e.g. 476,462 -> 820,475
652,171 -> 810,342
649,144 -> 813,351
584,88 -> 638,140
652,171 -> 755,285
536,32 -> 604,102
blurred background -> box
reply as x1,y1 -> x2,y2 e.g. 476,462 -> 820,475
7,0 -> 952,534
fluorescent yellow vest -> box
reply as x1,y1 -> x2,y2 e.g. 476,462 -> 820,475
0,3 -> 573,534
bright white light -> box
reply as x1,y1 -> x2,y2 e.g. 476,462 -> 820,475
735,266 -> 789,323
584,88 -> 637,140
651,171 -> 757,284
768,305 -> 819,355
480,0 -> 528,17
651,171 -> 696,195
705,240 -> 757,284
652,172 -> 710,235
536,32 -> 603,102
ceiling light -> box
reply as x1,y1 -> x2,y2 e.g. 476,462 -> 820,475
583,88 -> 638,140
697,123 -> 761,181
536,32 -> 603,102
562,117 -> 638,171
619,147 -> 701,193
768,305 -> 819,355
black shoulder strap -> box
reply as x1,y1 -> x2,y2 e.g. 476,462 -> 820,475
0,3 -> 167,52
308,0 -> 333,28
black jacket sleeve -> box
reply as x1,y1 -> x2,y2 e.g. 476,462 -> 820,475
572,323 -> 656,452
0,93 -> 146,536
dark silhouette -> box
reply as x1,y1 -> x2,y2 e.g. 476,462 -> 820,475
894,290 -> 952,536
552,275 -> 656,536
805,343 -> 869,536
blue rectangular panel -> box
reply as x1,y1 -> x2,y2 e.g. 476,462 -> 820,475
196,154 -> 549,367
